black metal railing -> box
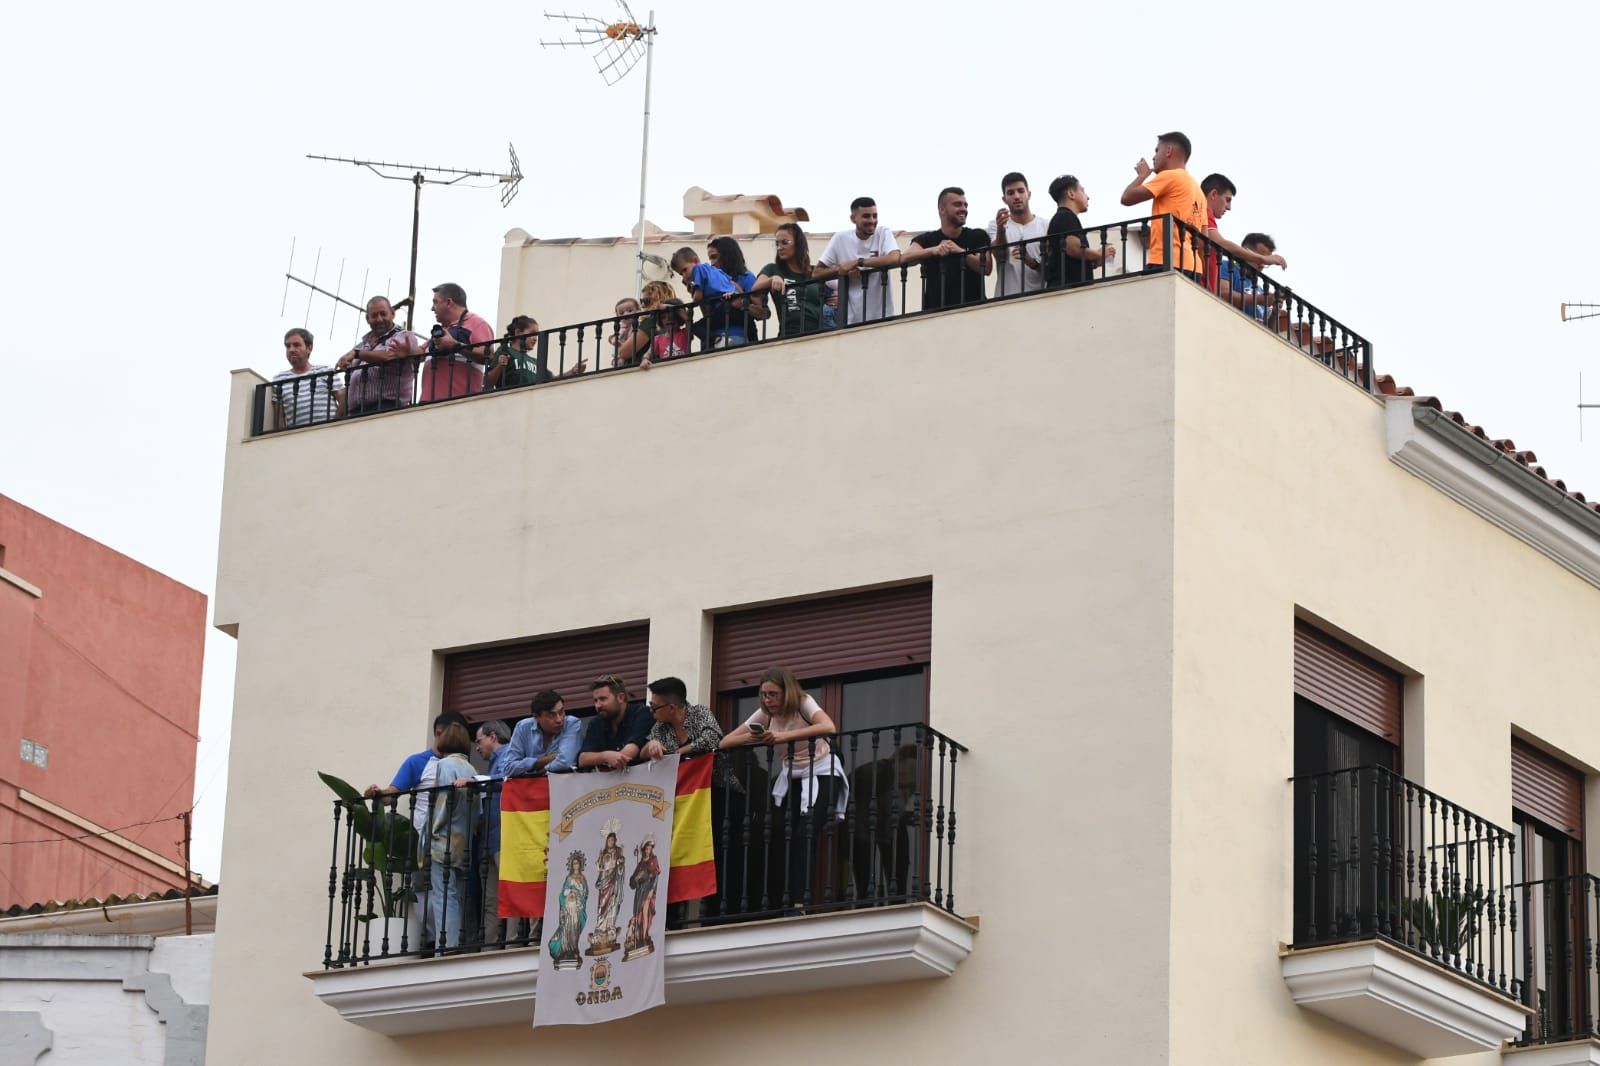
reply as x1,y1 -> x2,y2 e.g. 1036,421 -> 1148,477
1291,765 -> 1520,997
253,215 -> 1374,437
1513,873 -> 1600,1046
321,722 -> 966,968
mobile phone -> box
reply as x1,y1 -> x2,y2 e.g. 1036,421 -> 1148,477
747,722 -> 766,737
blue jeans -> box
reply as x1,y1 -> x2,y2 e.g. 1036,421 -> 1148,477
430,862 -> 468,951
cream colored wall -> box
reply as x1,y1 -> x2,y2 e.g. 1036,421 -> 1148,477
1165,281 -> 1600,1065
212,277 -> 1181,1064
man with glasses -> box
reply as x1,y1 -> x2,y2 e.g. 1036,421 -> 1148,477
579,674 -> 653,772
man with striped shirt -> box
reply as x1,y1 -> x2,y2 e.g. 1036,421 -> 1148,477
271,327 -> 344,429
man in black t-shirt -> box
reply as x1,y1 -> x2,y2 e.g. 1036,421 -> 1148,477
1043,174 -> 1116,289
905,187 -> 992,310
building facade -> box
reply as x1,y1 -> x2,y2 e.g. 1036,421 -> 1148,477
211,245 -> 1600,1064
0,496 -> 208,904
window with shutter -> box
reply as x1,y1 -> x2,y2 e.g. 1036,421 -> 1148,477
442,625 -> 649,723
1293,620 -> 1403,744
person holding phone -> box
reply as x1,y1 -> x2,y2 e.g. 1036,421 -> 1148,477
720,665 -> 848,910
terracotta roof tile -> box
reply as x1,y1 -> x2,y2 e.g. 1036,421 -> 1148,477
2,884 -> 218,918
1392,381 -> 1600,515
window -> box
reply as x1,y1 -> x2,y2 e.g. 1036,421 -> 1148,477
441,625 -> 650,725
712,583 -> 932,733
1512,739 -> 1586,1042
712,584 -> 932,907
1292,623 -> 1403,950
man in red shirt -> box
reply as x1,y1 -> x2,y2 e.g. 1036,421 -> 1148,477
421,282 -> 495,402
1200,173 -> 1287,296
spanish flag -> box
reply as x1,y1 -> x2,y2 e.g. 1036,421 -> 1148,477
667,755 -> 716,903
498,757 -> 717,918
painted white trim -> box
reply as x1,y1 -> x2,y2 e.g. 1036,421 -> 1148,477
0,566 -> 42,598
1280,940 -> 1529,1057
1385,397 -> 1600,590
307,903 -> 976,1036
1503,1040 -> 1600,1065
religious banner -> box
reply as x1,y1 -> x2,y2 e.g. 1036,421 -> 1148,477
533,755 -> 677,1027
499,757 -> 716,919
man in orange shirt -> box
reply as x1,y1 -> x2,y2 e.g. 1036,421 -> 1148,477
1120,131 -> 1207,277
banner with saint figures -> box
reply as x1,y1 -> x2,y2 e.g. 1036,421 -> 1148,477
533,755 -> 677,1027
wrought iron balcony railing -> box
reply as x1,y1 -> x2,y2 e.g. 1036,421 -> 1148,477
253,213 -> 1372,437
1290,765 -> 1521,998
321,722 -> 965,968
1514,872 -> 1600,1046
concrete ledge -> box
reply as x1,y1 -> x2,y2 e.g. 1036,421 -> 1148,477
1281,939 -> 1529,1057
1386,396 -> 1600,589
308,903 -> 976,1036
1503,1040 -> 1600,1066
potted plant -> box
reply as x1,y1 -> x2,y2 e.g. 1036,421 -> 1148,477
1405,883 -> 1489,966
319,772 -> 421,956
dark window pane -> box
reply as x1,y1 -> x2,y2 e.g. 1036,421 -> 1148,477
840,673 -> 924,735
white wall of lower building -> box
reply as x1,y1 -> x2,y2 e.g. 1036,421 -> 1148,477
0,933 -> 212,1065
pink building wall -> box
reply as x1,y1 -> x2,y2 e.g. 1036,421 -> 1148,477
0,495 -> 206,904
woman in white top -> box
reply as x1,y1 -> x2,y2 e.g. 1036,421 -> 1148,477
721,666 -> 847,909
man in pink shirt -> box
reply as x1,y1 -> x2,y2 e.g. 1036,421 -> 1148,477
420,282 -> 494,402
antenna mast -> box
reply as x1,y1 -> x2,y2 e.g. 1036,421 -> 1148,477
1561,303 -> 1600,440
543,3 -> 657,296
306,146 -> 523,330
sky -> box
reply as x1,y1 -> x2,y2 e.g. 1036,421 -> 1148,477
3,1 -> 1598,882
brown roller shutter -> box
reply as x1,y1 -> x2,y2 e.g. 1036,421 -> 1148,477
712,583 -> 932,693
1512,739 -> 1584,838
1293,621 -> 1402,742
443,625 -> 649,723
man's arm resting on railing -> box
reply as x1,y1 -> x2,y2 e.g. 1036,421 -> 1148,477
1064,235 -> 1111,264
1204,228 -> 1288,269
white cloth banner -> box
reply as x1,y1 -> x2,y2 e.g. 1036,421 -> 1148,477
533,755 -> 677,1027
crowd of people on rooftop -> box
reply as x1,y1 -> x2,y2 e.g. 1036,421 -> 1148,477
269,131 -> 1297,429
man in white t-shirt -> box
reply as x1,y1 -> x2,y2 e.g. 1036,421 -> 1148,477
271,328 -> 344,429
815,196 -> 902,324
985,171 -> 1049,297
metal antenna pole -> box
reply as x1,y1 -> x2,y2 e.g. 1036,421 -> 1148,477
409,173 -> 424,331
304,149 -> 524,331
634,11 -> 655,296
543,3 -> 657,297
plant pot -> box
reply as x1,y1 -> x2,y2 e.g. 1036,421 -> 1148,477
369,908 -> 423,960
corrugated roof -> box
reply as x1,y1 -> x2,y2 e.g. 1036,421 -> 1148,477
3,883 -> 218,918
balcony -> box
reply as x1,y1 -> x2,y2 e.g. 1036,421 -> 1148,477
1504,873 -> 1600,1065
1281,766 -> 1531,1057
306,724 -> 974,1034
252,213 -> 1374,439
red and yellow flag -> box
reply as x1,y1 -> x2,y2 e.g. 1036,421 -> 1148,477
499,757 -> 717,918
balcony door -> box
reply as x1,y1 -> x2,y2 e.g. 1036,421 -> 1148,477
1513,740 -> 1587,1043
1291,622 -> 1403,950
712,584 -> 933,908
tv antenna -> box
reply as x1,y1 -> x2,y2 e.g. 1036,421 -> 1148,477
543,3 -> 657,296
1561,303 -> 1600,440
306,145 -> 523,330
279,237 -> 390,344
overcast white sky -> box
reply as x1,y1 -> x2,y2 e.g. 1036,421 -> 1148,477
3,1 -> 1597,881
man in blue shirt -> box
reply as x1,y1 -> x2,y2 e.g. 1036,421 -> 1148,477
364,710 -> 469,797
503,691 -> 583,777
578,674 -> 653,771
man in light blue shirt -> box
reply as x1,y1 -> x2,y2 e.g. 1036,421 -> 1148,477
503,690 -> 583,777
